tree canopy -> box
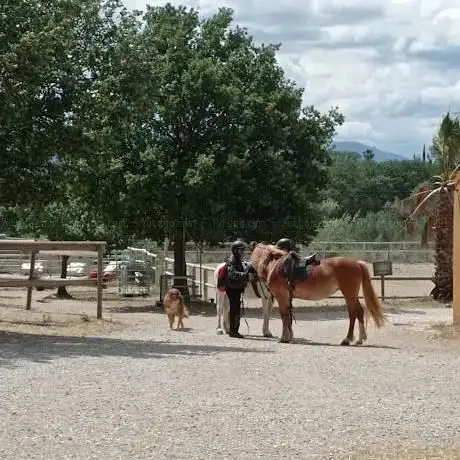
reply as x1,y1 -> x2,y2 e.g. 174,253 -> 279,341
2,0 -> 448,284
1,1 -> 347,278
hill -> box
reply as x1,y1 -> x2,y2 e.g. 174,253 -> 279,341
331,141 -> 407,162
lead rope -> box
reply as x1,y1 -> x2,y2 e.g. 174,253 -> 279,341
258,278 -> 271,300
288,282 -> 297,325
241,294 -> 250,335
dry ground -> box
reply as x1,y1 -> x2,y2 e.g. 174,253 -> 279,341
1,284 -> 460,459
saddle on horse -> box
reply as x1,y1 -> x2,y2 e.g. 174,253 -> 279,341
280,250 -> 320,287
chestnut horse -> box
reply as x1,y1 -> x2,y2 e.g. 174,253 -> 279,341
250,243 -> 386,344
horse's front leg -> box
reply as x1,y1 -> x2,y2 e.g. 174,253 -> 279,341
278,298 -> 293,343
222,295 -> 230,334
262,296 -> 274,338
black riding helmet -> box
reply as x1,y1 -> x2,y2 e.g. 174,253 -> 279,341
276,238 -> 293,252
231,240 -> 246,255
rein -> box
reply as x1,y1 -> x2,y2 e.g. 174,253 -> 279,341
240,294 -> 250,336
288,284 -> 297,325
258,278 -> 271,300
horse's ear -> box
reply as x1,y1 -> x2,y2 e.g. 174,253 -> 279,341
248,241 -> 258,252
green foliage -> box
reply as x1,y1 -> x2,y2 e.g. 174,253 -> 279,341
75,4 -> 343,248
3,0 -> 447,261
321,152 -> 439,217
0,0 -> 120,206
14,198 -> 131,250
313,201 -> 426,242
431,112 -> 460,178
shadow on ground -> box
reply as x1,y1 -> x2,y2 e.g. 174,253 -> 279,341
107,302 -> 435,324
243,335 -> 401,350
106,302 -> 352,321
0,331 -> 271,368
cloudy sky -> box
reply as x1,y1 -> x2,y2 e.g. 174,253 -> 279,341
124,0 -> 460,158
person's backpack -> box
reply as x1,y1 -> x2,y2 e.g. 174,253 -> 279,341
216,264 -> 228,292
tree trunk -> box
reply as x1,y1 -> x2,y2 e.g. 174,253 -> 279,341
173,226 -> 190,299
56,255 -> 73,299
431,189 -> 453,302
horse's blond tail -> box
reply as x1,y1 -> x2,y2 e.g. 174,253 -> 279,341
358,261 -> 386,328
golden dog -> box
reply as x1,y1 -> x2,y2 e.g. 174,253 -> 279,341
163,288 -> 189,330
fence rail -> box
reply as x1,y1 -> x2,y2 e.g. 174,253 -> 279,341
162,241 -> 436,301
0,241 -> 436,302
162,241 -> 435,265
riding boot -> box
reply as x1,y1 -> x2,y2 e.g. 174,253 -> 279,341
229,314 -> 244,339
228,309 -> 235,336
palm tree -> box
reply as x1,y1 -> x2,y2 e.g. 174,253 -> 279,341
404,112 -> 460,302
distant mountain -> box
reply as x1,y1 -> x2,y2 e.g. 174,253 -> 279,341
330,141 -> 407,162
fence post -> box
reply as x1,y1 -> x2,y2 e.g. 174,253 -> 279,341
380,275 -> 385,301
191,266 -> 197,297
453,173 -> 460,324
203,269 -> 209,301
26,251 -> 36,310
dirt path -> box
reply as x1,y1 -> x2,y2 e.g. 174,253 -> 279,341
1,289 -> 459,459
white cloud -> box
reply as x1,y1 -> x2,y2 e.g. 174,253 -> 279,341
123,0 -> 460,158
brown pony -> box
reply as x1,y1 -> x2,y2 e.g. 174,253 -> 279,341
249,243 -> 386,344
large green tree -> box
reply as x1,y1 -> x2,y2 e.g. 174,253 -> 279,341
74,4 -> 344,285
1,0 -> 140,293
0,0 -> 117,207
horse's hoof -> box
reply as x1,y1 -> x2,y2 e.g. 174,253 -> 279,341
340,339 -> 351,346
263,332 -> 273,338
354,340 -> 363,346
278,338 -> 290,344
216,329 -> 223,335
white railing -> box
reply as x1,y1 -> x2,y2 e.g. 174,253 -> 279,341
0,246 -> 160,281
163,257 -> 216,301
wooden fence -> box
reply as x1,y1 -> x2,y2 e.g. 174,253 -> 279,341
0,240 -> 106,317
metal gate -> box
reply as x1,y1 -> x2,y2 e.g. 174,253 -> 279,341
117,247 -> 157,297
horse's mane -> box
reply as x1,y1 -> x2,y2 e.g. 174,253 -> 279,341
250,243 -> 286,280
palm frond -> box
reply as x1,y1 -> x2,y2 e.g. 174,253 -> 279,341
408,186 -> 442,218
421,216 -> 435,247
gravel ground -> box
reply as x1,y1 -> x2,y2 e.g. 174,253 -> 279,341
1,300 -> 460,459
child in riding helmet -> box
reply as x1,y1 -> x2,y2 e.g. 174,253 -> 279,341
224,240 -> 250,338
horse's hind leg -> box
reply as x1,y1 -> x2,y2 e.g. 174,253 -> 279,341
341,294 -> 358,346
355,300 -> 367,345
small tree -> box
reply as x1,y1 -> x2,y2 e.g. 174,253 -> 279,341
405,113 -> 460,302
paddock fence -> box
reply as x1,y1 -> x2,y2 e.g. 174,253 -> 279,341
161,241 -> 436,302
0,241 -> 436,301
